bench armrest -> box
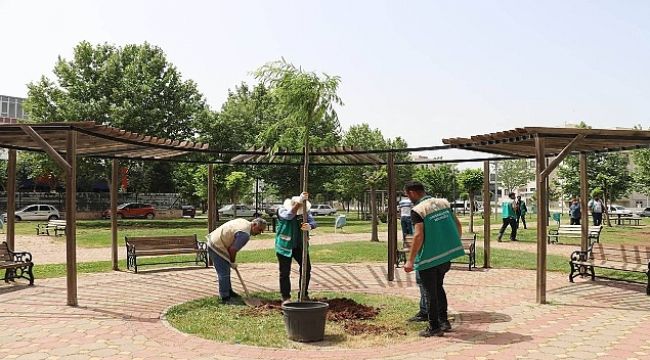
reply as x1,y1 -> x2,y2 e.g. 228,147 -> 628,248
126,242 -> 136,254
548,229 -> 559,235
10,250 -> 33,263
570,250 -> 588,262
197,241 -> 208,251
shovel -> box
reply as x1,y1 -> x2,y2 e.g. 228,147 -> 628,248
213,249 -> 262,307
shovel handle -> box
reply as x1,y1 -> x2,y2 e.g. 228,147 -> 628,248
233,267 -> 251,298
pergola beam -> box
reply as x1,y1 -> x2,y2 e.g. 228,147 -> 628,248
65,131 -> 78,306
21,125 -> 72,173
483,160 -> 491,268
540,134 -> 586,178
6,149 -> 16,251
535,136 -> 547,304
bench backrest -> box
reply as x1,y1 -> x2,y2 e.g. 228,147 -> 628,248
460,234 -> 477,250
403,235 -> 414,249
125,235 -> 198,250
49,220 -> 67,225
592,243 -> 650,265
557,225 -> 602,234
0,242 -> 10,261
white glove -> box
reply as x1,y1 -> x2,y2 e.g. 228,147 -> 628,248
230,262 -> 238,270
299,192 -> 309,202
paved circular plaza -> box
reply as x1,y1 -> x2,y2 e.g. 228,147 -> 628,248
1,263 -> 648,360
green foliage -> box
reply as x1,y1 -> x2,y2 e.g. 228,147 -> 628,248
458,168 -> 484,195
225,171 -> 252,204
413,164 -> 458,200
497,159 -> 534,192
556,153 -> 631,202
632,148 -> 650,196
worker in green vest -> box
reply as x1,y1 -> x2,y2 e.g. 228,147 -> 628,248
403,181 -> 465,337
275,192 -> 317,304
498,192 -> 519,242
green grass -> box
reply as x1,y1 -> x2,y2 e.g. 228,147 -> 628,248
165,291 -> 421,348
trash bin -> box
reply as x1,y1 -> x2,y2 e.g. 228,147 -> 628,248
281,301 -> 329,342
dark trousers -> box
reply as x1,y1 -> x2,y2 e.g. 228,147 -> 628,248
400,216 -> 413,239
592,212 -> 602,226
570,217 -> 581,225
277,247 -> 311,299
498,218 -> 518,240
418,261 -> 451,330
517,213 -> 527,229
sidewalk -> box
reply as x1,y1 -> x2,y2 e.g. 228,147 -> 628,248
1,263 -> 648,359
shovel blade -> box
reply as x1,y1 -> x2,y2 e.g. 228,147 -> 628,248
244,297 -> 263,307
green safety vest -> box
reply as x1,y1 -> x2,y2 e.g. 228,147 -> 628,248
413,196 -> 465,271
274,215 -> 303,258
501,200 -> 515,219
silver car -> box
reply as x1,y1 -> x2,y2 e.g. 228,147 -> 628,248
3,204 -> 60,221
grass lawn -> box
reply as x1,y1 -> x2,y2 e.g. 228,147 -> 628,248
165,291 -> 421,348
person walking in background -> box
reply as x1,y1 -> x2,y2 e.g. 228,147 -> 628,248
398,196 -> 414,240
498,193 -> 519,242
588,196 -> 604,226
569,198 -> 581,225
515,195 -> 528,229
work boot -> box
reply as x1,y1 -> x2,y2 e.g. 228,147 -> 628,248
229,290 -> 242,298
419,326 -> 444,337
281,297 -> 291,305
440,320 -> 452,332
221,296 -> 233,305
408,312 -> 429,322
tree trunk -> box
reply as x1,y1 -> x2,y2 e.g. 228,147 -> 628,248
370,187 -> 379,242
469,192 -> 475,233
604,189 -> 611,227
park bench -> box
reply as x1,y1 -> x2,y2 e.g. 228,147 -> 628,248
125,235 -> 208,273
569,243 -> 649,295
547,225 -> 603,245
1,241 -> 34,285
396,234 -> 476,270
35,219 -> 66,236
615,216 -> 642,226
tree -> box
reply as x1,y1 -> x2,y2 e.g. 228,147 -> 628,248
458,168 -> 484,233
225,171 -> 252,216
253,59 -> 342,198
24,41 -> 208,192
497,159 -> 534,193
632,148 -> 650,199
413,164 -> 458,201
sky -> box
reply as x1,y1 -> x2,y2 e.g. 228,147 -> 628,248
2,0 -> 650,163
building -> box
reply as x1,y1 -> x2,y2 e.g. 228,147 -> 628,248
0,95 -> 28,120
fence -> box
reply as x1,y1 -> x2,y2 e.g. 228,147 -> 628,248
0,192 -> 185,212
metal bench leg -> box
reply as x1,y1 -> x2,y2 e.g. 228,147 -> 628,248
589,266 -> 595,281
27,264 -> 34,286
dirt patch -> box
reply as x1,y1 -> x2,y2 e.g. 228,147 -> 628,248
238,297 -> 391,335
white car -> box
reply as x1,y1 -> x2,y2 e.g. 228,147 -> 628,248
3,204 -> 60,221
218,204 -> 258,218
609,205 -> 633,217
636,207 -> 650,217
310,204 -> 337,216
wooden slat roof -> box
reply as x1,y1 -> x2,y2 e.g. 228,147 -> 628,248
0,121 -> 209,160
230,146 -> 385,165
442,127 -> 650,157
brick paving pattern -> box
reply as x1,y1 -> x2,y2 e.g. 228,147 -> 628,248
2,262 -> 649,359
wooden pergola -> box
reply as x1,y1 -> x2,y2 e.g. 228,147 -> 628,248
443,126 -> 650,304
0,119 -> 217,306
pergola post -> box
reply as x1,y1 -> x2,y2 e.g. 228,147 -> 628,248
66,131 -> 78,306
535,136 -> 547,304
483,160 -> 491,268
208,164 -> 216,233
387,152 -> 397,281
579,153 -> 589,252
6,149 -> 16,251
110,159 -> 119,271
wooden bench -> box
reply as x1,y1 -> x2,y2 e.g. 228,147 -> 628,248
569,243 -> 649,295
615,216 -> 642,226
1,241 -> 34,285
125,235 -> 208,273
36,219 -> 66,236
396,234 -> 476,270
548,225 -> 603,245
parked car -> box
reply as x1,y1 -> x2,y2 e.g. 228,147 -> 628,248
102,203 -> 156,219
608,205 -> 633,217
218,204 -> 258,218
181,205 -> 196,218
635,207 -> 650,217
310,204 -> 337,216
2,204 -> 60,221
265,203 -> 283,216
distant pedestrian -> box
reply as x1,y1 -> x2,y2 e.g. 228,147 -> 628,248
588,196 -> 604,226
569,198 -> 581,225
498,193 -> 518,242
515,195 -> 528,229
398,197 -> 414,240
